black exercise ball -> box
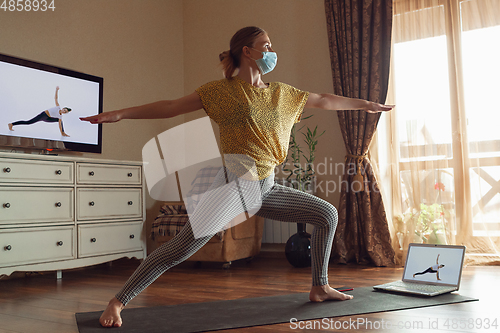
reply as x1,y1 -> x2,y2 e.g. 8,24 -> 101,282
285,231 -> 311,268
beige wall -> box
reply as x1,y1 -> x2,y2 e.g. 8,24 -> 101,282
0,0 -> 346,251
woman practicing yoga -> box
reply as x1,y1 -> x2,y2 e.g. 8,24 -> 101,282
81,26 -> 393,328
413,254 -> 445,280
8,86 -> 71,137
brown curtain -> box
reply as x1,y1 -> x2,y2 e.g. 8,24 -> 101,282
324,0 -> 395,266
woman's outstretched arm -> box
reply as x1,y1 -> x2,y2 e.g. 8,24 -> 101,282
305,92 -> 393,113
55,86 -> 60,106
59,119 -> 69,137
80,92 -> 203,124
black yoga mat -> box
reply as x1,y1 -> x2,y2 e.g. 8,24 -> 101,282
75,287 -> 477,333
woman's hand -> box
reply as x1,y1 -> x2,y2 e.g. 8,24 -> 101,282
80,110 -> 123,124
365,102 -> 394,113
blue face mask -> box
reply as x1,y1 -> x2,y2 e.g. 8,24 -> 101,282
251,48 -> 277,75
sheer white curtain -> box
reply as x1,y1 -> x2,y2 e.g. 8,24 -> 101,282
377,0 -> 500,264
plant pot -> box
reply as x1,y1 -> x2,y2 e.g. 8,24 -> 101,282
285,230 -> 311,268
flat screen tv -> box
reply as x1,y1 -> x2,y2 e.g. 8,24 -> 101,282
0,53 -> 103,153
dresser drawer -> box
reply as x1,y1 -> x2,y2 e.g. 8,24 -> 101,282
77,163 -> 141,185
77,188 -> 142,220
0,226 -> 74,267
78,222 -> 143,257
0,158 -> 73,184
0,187 -> 74,225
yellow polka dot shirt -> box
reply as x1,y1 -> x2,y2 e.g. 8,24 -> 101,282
196,76 -> 309,180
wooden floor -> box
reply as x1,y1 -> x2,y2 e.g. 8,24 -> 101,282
0,251 -> 497,333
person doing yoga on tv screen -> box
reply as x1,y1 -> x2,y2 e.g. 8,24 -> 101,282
81,26 -> 394,328
8,86 -> 71,137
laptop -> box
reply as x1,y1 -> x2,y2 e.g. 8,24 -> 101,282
373,243 -> 466,296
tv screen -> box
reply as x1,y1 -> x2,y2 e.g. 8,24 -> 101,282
0,53 -> 103,153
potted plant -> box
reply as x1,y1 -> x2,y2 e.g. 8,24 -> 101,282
394,202 -> 450,247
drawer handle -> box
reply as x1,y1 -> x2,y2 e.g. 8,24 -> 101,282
90,238 -> 96,243
3,203 -> 10,209
89,171 -> 95,176
3,167 -> 11,173
57,241 -> 64,246
4,245 -> 12,251
127,172 -> 133,177
89,201 -> 95,206
55,170 -> 62,175
55,202 -> 62,207
128,201 -> 133,205
129,234 -> 135,239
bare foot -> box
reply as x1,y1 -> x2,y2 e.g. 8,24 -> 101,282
99,297 -> 125,328
8,123 -> 13,131
309,285 -> 353,302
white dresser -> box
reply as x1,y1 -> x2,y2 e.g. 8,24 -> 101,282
0,152 -> 146,278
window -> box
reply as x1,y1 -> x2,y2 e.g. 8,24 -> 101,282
386,0 -> 500,263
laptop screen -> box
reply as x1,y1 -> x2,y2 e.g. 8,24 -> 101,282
402,244 -> 465,286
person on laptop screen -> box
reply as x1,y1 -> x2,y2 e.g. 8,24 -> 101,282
413,254 -> 445,280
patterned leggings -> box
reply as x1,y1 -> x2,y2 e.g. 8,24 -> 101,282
11,111 -> 63,131
115,168 -> 338,305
